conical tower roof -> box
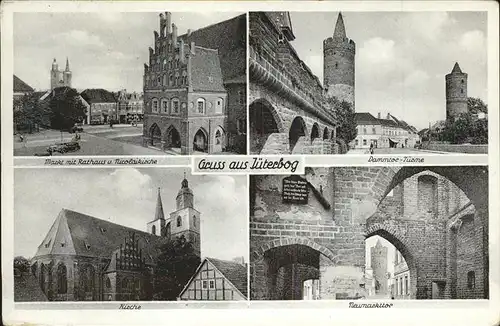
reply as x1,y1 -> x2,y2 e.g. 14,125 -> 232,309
333,12 -> 346,39
451,62 -> 462,74
65,57 -> 70,71
154,187 -> 165,221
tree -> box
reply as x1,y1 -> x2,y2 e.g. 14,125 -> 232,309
152,235 -> 200,300
13,93 -> 50,133
14,256 -> 30,275
326,96 -> 357,145
49,87 -> 87,131
467,97 -> 488,114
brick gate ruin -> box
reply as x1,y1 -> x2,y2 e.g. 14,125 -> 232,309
249,166 -> 488,300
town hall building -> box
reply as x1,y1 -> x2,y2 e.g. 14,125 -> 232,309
142,12 -> 247,155
27,176 -> 201,301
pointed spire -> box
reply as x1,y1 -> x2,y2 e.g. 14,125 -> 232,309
333,12 -> 346,39
451,62 -> 462,74
154,187 -> 165,221
65,57 -> 70,71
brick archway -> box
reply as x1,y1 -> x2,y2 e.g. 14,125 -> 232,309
250,98 -> 286,133
365,221 -> 419,299
251,237 -> 337,264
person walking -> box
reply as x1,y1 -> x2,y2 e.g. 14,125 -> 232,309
369,142 -> 374,154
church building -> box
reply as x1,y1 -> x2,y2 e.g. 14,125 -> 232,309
27,176 -> 201,301
50,58 -> 72,90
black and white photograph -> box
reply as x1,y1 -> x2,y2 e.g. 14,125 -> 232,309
249,12 -> 488,155
249,166 -> 488,300
13,11 -> 247,156
14,168 -> 248,301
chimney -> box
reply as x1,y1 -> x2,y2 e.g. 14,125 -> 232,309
232,256 -> 245,265
165,12 -> 171,34
172,23 -> 177,45
187,29 -> 192,37
377,112 -> 381,119
190,41 -> 196,55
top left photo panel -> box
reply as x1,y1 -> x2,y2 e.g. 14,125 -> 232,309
13,12 -> 247,156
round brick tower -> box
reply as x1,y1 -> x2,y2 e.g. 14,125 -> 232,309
445,62 -> 468,121
323,12 -> 356,107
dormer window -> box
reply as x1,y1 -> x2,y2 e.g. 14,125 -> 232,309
100,227 -> 106,233
278,33 -> 285,44
84,242 -> 91,250
45,239 -> 52,248
61,242 -> 66,247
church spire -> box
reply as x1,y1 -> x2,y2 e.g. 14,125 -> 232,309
65,57 -> 70,71
451,62 -> 462,74
181,171 -> 189,188
154,187 -> 165,221
333,12 -> 346,39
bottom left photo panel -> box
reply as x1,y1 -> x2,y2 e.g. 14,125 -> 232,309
13,167 -> 249,302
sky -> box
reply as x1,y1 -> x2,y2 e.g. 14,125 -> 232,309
14,168 -> 248,262
14,12 -> 244,93
289,11 -> 488,130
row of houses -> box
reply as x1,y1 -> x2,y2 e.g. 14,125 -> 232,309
14,75 -> 144,127
350,112 -> 420,149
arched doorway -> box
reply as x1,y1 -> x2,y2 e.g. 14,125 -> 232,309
249,99 -> 281,154
193,128 -> 208,153
149,123 -> 162,148
289,116 -> 307,153
165,125 -> 181,150
213,126 -> 226,153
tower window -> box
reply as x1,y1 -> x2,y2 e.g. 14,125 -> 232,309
152,225 -> 156,235
461,79 -> 464,84
461,89 -> 463,94
177,216 -> 182,227
193,216 -> 196,227
335,62 -> 338,69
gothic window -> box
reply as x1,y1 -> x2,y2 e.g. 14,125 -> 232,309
171,98 -> 180,114
215,129 -> 222,145
197,98 -> 206,114
152,225 -> 156,235
169,75 -> 173,86
163,75 -> 167,86
177,216 -> 182,227
151,98 -> 159,113
467,271 -> 475,289
215,98 -> 223,114
335,62 -> 338,69
57,263 -> 67,294
163,59 -> 167,70
193,216 -> 196,227
175,77 -> 179,86
84,265 -> 95,292
161,99 -> 168,114
106,277 -> 111,288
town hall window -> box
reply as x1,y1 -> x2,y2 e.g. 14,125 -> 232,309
161,99 -> 168,114
171,98 -> 180,114
197,98 -> 206,114
177,216 -> 182,227
152,98 -> 159,113
215,98 -> 223,114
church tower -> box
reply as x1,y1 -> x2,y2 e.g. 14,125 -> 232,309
323,12 -> 356,107
147,188 -> 167,236
445,62 -> 468,121
50,58 -> 59,90
63,57 -> 72,88
371,240 -> 388,295
169,174 -> 201,258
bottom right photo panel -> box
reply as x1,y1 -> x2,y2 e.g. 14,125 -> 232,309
249,166 -> 488,300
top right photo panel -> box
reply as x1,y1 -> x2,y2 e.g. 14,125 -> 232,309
249,11 -> 488,155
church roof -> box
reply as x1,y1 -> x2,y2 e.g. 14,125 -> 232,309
178,14 -> 246,84
451,62 -> 463,74
13,75 -> 34,93
333,12 -> 347,39
34,209 -> 166,265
